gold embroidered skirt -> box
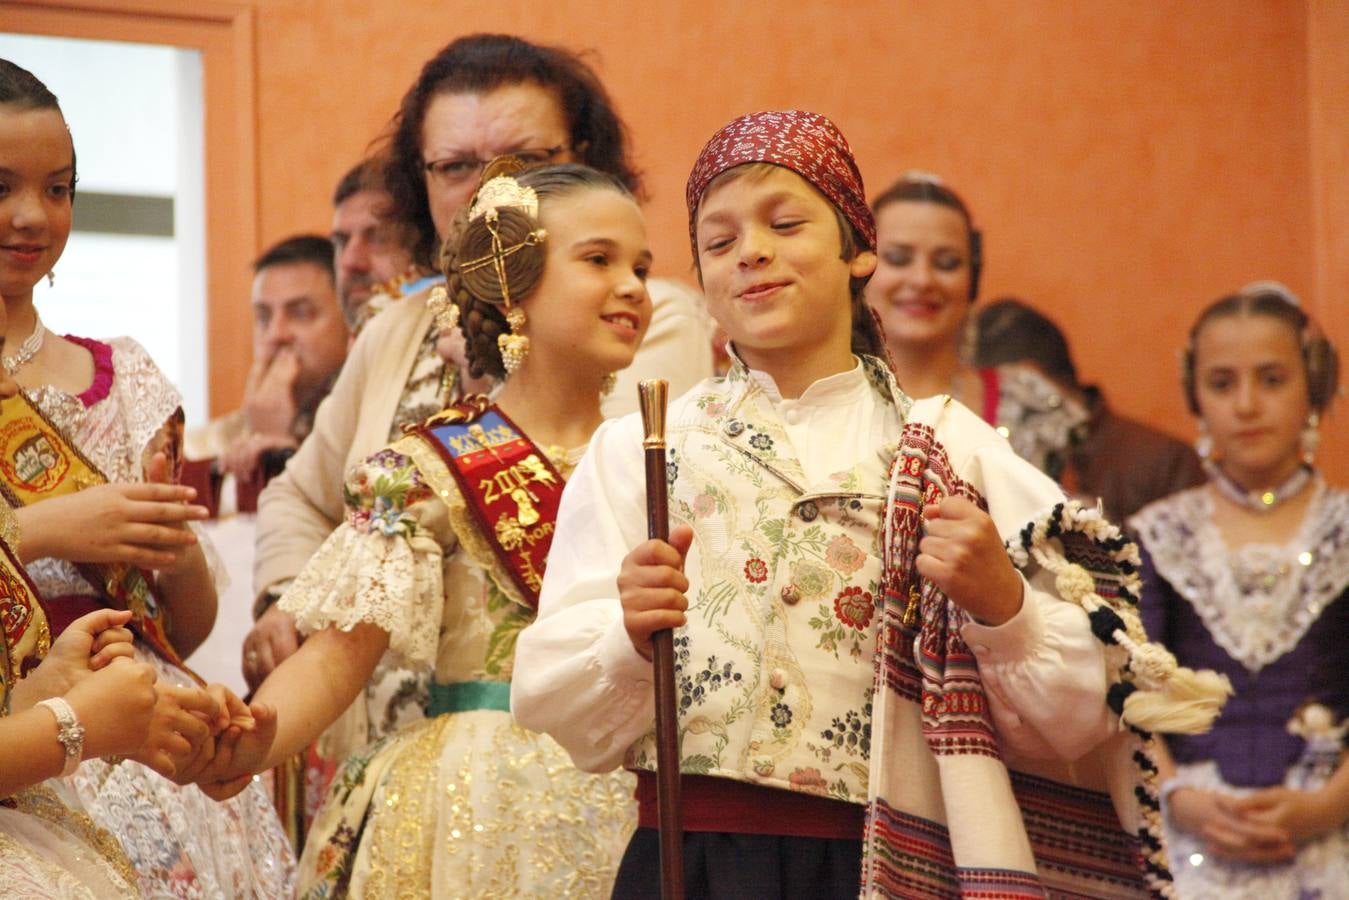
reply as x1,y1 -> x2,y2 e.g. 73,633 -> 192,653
299,707 -> 636,898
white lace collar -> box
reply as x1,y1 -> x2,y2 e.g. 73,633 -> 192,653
1130,483 -> 1349,673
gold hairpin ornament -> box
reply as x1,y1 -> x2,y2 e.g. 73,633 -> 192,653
457,173 -> 550,376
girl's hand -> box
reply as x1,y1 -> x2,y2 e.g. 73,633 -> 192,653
9,608 -> 135,712
1234,786 -> 1340,846
62,656 -> 160,760
16,482 -> 208,569
1168,787 -> 1296,863
917,497 -> 1023,625
191,702 -> 277,802
616,525 -> 694,660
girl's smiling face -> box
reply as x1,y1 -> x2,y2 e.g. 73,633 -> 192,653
0,104 -> 74,304
522,186 -> 653,378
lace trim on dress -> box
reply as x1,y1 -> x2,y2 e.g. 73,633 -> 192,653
992,363 -> 1088,478
1131,484 -> 1349,673
278,448 -> 443,670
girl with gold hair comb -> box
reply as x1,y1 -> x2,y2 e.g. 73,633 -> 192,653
195,162 -> 653,898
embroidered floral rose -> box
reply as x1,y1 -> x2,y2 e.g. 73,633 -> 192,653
789,767 -> 828,791
748,432 -> 774,452
789,560 -> 833,600
833,586 -> 874,630
692,493 -> 717,518
770,702 -> 793,727
743,557 -> 768,583
825,534 -> 866,575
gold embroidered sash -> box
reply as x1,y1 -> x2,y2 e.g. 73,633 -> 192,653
409,399 -> 566,609
0,506 -> 49,706
0,392 -> 193,674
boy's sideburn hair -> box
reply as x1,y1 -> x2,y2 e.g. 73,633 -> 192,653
692,163 -> 886,359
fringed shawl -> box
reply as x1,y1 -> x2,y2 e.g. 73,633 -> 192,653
860,396 -> 1229,899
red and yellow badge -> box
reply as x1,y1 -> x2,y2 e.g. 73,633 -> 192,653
0,415 -> 71,499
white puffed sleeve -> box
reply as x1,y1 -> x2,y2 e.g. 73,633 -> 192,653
511,414 -> 659,773
278,447 -> 445,671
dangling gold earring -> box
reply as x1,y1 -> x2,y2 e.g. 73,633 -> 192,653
1301,412 -> 1321,466
600,372 -> 617,397
427,284 -> 460,331
498,307 -> 529,375
46,271 -> 55,287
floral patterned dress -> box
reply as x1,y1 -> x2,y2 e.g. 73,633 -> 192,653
23,336 -> 296,898
281,433 -> 635,899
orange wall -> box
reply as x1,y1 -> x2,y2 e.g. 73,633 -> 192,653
245,0 -> 1344,478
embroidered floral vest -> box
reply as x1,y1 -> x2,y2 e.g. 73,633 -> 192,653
623,358 -> 909,803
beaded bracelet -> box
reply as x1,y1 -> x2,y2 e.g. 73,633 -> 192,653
36,697 -> 84,777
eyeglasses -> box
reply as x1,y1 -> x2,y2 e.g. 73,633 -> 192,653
423,146 -> 568,188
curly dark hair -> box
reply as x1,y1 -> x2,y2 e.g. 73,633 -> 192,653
442,163 -> 633,379
0,59 -> 76,197
383,34 -> 642,271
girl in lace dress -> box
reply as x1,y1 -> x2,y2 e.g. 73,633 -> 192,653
200,164 -> 650,897
1130,283 -> 1348,899
0,59 -> 296,896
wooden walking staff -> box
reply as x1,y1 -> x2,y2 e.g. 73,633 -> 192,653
638,379 -> 684,900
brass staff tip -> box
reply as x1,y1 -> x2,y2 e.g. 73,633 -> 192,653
638,379 -> 668,448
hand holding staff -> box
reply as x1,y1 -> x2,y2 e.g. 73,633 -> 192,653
635,379 -> 684,900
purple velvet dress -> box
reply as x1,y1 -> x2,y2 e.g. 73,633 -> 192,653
1131,482 -> 1349,899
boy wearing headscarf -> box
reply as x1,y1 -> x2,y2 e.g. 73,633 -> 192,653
514,111 -> 1222,898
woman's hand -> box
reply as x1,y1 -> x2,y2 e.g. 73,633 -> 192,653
15,482 -> 208,569
1168,786 -> 1296,863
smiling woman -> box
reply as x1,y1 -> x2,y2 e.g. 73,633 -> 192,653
865,174 -> 1086,480
0,34 -> 209,426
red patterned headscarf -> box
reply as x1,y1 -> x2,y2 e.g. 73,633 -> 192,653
686,110 -> 875,253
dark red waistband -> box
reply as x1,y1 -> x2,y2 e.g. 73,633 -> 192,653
634,770 -> 865,840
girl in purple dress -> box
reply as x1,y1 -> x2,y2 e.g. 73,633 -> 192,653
1131,282 -> 1347,898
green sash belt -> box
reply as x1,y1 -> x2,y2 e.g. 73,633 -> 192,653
427,680 -> 512,716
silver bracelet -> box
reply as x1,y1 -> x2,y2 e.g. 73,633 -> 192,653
36,697 -> 84,777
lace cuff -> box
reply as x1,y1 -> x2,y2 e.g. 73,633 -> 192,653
277,521 -> 442,670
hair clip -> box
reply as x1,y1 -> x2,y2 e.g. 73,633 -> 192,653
1238,280 -> 1301,308
901,169 -> 945,186
468,175 -> 540,222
